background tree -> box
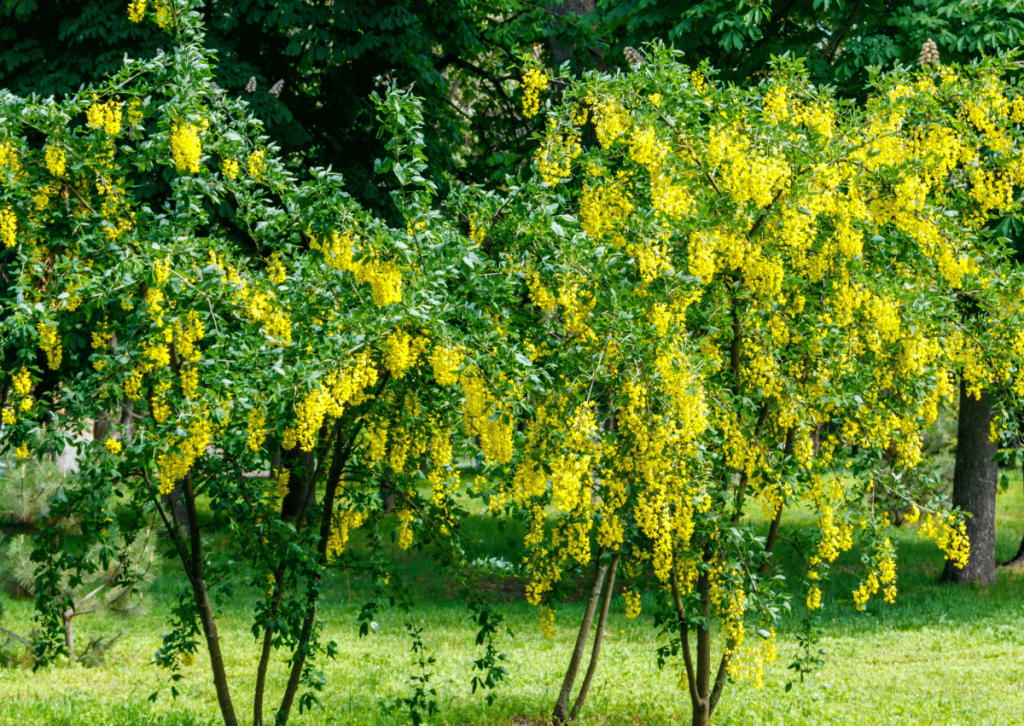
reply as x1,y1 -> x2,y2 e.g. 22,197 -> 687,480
0,0 -> 591,217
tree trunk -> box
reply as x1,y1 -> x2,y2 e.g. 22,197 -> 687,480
380,476 -> 397,513
165,480 -> 190,538
546,0 -> 599,72
280,447 -> 316,520
567,555 -> 619,721
254,571 -> 283,726
942,378 -> 998,585
552,559 -> 610,725
181,476 -> 239,726
63,607 -> 75,662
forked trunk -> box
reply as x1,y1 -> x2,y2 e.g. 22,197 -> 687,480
552,559 -> 609,724
552,555 -> 620,724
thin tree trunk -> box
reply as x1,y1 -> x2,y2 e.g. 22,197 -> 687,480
165,480 -> 190,538
276,412 -> 371,726
943,378 -> 998,585
759,506 -> 784,577
567,555 -> 619,721
63,607 -> 74,662
759,429 -> 794,576
182,476 -> 239,726
552,558 -> 610,725
254,570 -> 284,726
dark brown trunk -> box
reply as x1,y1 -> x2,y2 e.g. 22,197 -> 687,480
942,378 -> 998,585
380,477 -> 397,513
119,399 -> 135,441
164,480 -> 190,538
691,568 -> 712,726
281,447 -> 316,520
759,429 -> 793,576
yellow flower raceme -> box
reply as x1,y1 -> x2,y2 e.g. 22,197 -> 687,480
13,366 -> 32,397
247,407 -> 267,452
397,509 -> 415,550
128,0 -> 147,23
222,158 -> 239,179
247,149 -> 266,181
0,207 -> 16,248
521,67 -> 548,119
87,98 -> 123,136
156,411 -> 215,495
45,145 -> 66,178
326,510 -> 368,562
37,322 -> 62,370
428,345 -> 463,385
624,588 -> 642,618
170,122 -> 202,174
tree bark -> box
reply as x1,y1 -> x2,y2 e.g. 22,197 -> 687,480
692,568 -> 712,726
254,570 -> 283,726
567,555 -> 619,721
164,480 -> 190,538
552,558 -> 610,725
942,378 -> 998,585
759,505 -> 784,577
546,0 -> 599,71
280,447 -> 316,521
276,413 -> 371,725
182,476 -> 239,726
63,607 -> 75,662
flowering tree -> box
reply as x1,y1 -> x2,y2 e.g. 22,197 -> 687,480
450,48 -> 1024,725
0,3 -> 524,724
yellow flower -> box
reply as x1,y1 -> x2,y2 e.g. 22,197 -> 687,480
428,345 -> 463,385
522,67 -> 549,119
104,438 -> 122,454
86,97 -> 123,136
0,207 -> 17,248
127,0 -> 147,23
397,509 -> 415,550
170,122 -> 202,174
624,588 -> 642,618
247,149 -> 266,182
45,145 -> 66,178
222,158 -> 239,179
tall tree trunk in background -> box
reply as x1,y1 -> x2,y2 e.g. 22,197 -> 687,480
943,378 -> 998,585
546,0 -> 598,71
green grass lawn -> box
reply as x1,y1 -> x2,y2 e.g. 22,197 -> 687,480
2,476 -> 1024,726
